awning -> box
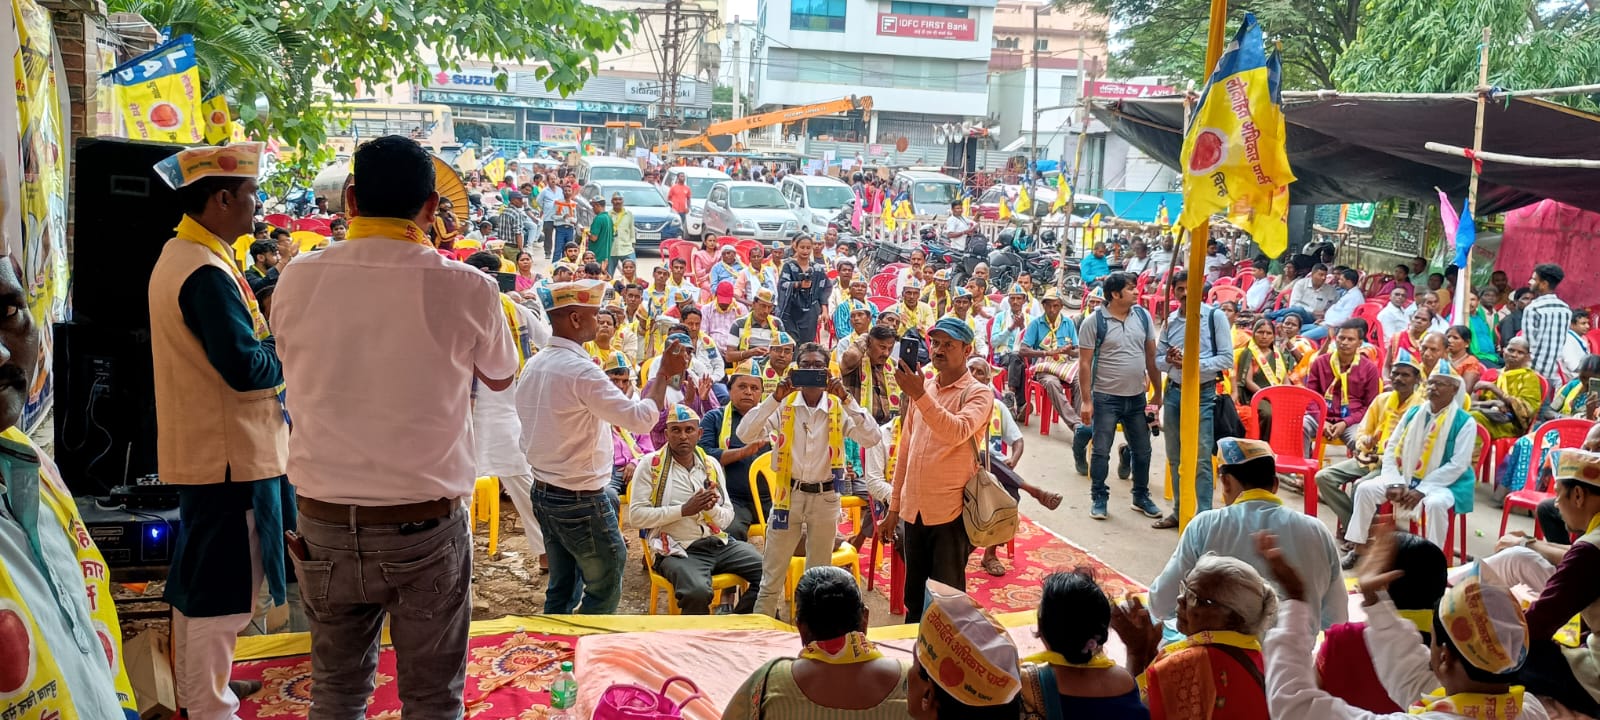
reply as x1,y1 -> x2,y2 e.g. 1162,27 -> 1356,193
1091,94 -> 1600,215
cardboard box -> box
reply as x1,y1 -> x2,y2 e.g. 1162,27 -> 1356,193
123,630 -> 178,720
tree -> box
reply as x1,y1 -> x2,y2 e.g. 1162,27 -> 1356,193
1055,0 -> 1359,89
711,84 -> 751,121
1334,0 -> 1600,109
111,0 -> 637,184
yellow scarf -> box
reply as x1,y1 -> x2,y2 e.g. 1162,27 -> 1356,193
759,362 -> 787,398
174,216 -> 268,340
584,340 -> 624,369
739,314 -> 780,350
1586,512 -> 1600,535
501,295 -> 530,369
1232,488 -> 1283,506
1408,687 -> 1524,718
887,416 -> 903,481
1249,342 -> 1286,386
1038,313 -> 1065,350
616,427 -> 642,458
770,397 -> 845,530
860,358 -> 901,418
647,448 -> 725,543
1327,353 -> 1360,413
1397,609 -> 1435,635
798,632 -> 884,664
900,300 -> 928,331
346,216 -> 431,246
1393,405 -> 1450,485
719,401 -> 740,449
1023,651 -> 1116,669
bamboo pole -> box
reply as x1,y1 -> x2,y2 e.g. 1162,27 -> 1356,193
1425,142 -> 1600,169
1177,0 -> 1230,532
1453,28 -> 1491,324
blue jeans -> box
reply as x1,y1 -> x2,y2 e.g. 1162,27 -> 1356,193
530,481 -> 628,614
555,226 -> 576,254
607,252 -> 636,276
1300,323 -> 1330,341
1073,392 -> 1154,504
1266,307 -> 1315,325
1164,380 -> 1217,517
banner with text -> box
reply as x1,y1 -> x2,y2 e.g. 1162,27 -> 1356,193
876,13 -> 976,41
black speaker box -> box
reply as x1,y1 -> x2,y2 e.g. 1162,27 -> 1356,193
70,137 -> 186,331
52,321 -> 158,496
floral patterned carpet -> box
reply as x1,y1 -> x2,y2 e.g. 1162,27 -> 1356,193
233,632 -> 575,719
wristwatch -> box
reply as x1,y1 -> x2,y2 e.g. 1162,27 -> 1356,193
1521,535 -> 1537,549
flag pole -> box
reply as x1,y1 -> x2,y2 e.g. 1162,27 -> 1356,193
1453,27 -> 1491,323
1177,0 -> 1230,532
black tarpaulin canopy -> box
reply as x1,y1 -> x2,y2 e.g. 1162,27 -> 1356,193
1091,93 -> 1600,215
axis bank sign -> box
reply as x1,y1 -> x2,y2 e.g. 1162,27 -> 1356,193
876,13 -> 976,41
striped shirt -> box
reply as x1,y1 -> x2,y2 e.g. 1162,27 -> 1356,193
1523,293 -> 1573,382
492,206 -> 525,247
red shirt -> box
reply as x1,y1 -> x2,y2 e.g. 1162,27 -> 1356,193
668,184 -> 692,214
1315,622 -> 1404,713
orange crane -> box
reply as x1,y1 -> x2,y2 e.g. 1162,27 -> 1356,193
654,95 -> 873,153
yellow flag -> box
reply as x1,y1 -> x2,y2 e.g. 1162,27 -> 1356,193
482,157 -> 506,183
1016,186 -> 1033,214
895,200 -> 913,219
202,94 -> 232,145
111,35 -> 205,144
881,202 -> 896,231
1176,13 -> 1296,258
962,197 -> 971,217
1051,175 -> 1070,212
998,198 -> 1012,221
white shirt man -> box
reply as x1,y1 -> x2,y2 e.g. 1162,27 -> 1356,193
1376,289 -> 1412,339
944,212 -> 975,242
737,361 -> 880,618
1289,272 -> 1341,315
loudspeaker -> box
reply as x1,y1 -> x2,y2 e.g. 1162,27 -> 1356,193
71,138 -> 186,331
52,321 -> 158,497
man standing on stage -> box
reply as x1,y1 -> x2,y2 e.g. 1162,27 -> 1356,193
519,279 -> 690,614
148,143 -> 291,720
272,136 -> 519,717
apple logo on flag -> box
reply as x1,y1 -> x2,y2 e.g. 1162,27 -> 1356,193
209,109 -> 228,127
149,101 -> 182,131
0,603 -> 36,697
1188,129 -> 1227,176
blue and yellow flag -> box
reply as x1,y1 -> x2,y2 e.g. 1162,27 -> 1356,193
1156,198 -> 1170,226
110,35 -> 205,144
1176,14 -> 1295,258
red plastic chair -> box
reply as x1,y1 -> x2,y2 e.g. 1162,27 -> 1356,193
1213,276 -> 1235,288
1234,271 -> 1255,291
734,238 -> 762,264
292,217 -> 332,235
262,213 -> 292,229
1359,273 -> 1392,299
879,262 -> 908,275
1414,507 -> 1470,564
867,295 -> 896,312
666,241 -> 697,269
868,272 -> 899,298
1500,418 -> 1595,537
1206,285 -> 1245,305
1025,379 -> 1056,435
1251,386 -> 1328,516
1475,424 -> 1494,486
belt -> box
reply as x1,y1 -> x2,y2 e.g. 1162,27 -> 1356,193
534,480 -> 607,497
794,480 -> 834,494
297,496 -> 453,525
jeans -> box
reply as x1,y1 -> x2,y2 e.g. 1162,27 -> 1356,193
607,253 -> 635,277
530,480 -> 628,614
542,221 -> 557,260
291,506 -> 472,720
1164,380 -> 1217,516
1300,323 -> 1331,341
1267,307 -> 1316,325
1074,392 -> 1154,504
555,226 -> 576,255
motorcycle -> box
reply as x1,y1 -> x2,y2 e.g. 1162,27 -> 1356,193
990,237 -> 1062,297
283,186 -> 316,218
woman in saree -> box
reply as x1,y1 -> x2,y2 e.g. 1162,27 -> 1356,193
1236,318 -> 1289,438
1110,554 -> 1274,720
1443,324 -> 1485,396
1496,352 -> 1600,496
1020,571 -> 1149,720
1467,286 -> 1503,367
1470,337 -> 1541,440
1277,313 -> 1317,384
690,234 -> 721,291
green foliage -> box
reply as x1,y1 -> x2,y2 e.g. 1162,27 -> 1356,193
711,85 -> 751,121
1334,0 -> 1600,109
1055,0 -> 1359,89
109,0 -> 637,188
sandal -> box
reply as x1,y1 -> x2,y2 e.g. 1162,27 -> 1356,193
1036,490 -> 1063,511
981,554 -> 1007,577
1151,516 -> 1179,530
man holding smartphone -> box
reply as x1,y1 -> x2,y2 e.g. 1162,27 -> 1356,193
738,342 -> 880,618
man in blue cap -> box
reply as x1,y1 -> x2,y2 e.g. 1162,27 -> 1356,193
879,317 -> 995,622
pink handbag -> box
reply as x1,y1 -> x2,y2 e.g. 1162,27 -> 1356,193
592,676 -> 704,720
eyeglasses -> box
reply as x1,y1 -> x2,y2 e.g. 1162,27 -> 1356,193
1178,581 -> 1221,609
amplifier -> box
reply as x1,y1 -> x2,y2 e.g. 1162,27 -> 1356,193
74,497 -> 180,570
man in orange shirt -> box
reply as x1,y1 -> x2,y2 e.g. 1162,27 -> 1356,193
877,317 -> 993,622
668,174 -> 692,227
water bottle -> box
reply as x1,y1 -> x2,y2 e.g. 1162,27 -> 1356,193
550,661 -> 577,719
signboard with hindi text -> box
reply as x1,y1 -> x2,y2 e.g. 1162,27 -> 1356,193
1087,81 -> 1176,99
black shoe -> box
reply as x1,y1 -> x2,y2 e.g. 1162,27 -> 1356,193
230,679 -> 263,700
1117,444 -> 1132,480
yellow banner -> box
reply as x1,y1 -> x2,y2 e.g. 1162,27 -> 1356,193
111,35 -> 205,144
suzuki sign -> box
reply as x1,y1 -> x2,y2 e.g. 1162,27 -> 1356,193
431,70 -> 502,89
875,13 -> 976,41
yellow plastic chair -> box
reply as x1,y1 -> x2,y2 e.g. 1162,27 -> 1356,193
292,230 -> 327,253
642,537 -> 751,615
750,452 -> 862,618
469,476 -> 500,555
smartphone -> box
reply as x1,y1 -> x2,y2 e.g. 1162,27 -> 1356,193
899,336 -> 923,371
1588,377 -> 1600,397
495,272 -> 517,293
791,368 -> 828,388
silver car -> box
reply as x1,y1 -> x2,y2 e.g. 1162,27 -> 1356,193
701,181 -> 800,241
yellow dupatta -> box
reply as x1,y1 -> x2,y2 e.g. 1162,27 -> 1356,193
174,216 -> 268,340
647,448 -> 725,548
1327,353 -> 1361,412
1231,488 -> 1283,506
1408,687 -> 1525,718
798,632 -> 885,664
769,396 -> 844,530
346,216 -> 431,246
738,314 -> 780,350
1024,651 -> 1116,669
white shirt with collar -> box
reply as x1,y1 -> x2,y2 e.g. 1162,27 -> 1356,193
1323,286 -> 1365,326
626,449 -> 735,557
1290,277 -> 1340,314
736,392 -> 881,483
517,335 -> 662,491
473,301 -> 549,478
1376,302 -> 1411,339
274,236 -> 518,504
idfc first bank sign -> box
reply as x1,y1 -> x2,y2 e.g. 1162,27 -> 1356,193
876,13 -> 976,41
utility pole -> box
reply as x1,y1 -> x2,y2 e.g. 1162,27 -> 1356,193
1029,4 -> 1040,179
641,0 -> 716,158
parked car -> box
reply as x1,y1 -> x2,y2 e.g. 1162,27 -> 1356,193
779,174 -> 856,235
575,180 -> 682,255
701,181 -> 800,242
974,184 -> 1118,226
890,169 -> 962,216
576,156 -> 644,185
658,166 -> 732,240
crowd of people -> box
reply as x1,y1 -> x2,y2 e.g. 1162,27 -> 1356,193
10,134 -> 1600,720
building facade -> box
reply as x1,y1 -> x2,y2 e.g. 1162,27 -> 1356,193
752,0 -> 997,146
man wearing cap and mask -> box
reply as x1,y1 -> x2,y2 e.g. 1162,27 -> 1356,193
1315,349 -> 1426,545
1149,438 -> 1346,631
726,289 -> 788,365
879,317 -> 994,622
148,142 -> 292,719
739,342 -> 880,617
626,405 -> 764,614
908,580 -> 1023,719
2,249 -> 140,718
519,278 -> 689,614
273,136 -> 521,716
1261,523 -> 1548,720
1345,360 -> 1480,566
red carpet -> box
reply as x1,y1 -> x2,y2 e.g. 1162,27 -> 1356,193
233,632 -> 575,719
865,515 -> 1146,615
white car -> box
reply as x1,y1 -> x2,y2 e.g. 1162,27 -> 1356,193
779,174 -> 856,235
658,166 -> 731,240
701,181 -> 800,241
